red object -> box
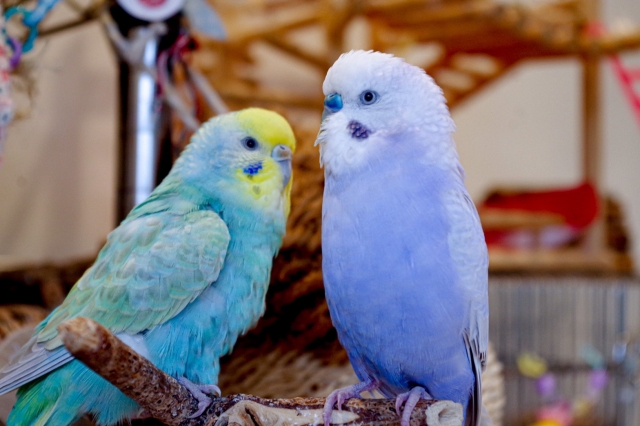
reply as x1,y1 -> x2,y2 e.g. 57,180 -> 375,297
140,0 -> 166,7
610,55 -> 640,129
481,183 -> 599,248
585,21 -> 640,129
482,182 -> 599,229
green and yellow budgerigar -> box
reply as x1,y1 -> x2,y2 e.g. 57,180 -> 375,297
0,108 -> 296,425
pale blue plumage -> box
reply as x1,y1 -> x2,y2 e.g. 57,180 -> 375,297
317,51 -> 489,426
0,108 -> 295,425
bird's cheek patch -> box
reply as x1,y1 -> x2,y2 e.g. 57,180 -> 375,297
348,121 -> 371,139
235,160 -> 280,199
243,162 -> 263,176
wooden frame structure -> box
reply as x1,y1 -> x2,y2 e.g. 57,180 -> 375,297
195,0 -> 640,273
198,0 -> 640,107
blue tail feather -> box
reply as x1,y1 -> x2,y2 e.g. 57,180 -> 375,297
7,360 -> 139,426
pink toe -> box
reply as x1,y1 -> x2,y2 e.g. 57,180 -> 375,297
395,396 -> 404,416
323,391 -> 338,426
188,397 -> 211,419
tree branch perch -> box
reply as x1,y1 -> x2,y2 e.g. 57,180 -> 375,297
58,317 -> 462,426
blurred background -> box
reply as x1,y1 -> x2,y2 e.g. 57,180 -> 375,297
0,0 -> 640,425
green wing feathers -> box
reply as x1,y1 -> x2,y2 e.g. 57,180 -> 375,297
37,210 -> 230,349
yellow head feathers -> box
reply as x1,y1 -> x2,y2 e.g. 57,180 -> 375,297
237,108 -> 296,153
230,108 -> 296,216
174,108 -> 296,217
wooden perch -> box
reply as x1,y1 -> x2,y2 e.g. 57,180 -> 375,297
58,317 -> 199,424
58,317 -> 462,426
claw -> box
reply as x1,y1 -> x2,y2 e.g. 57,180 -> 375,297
323,379 -> 378,426
178,377 -> 220,418
197,383 -> 222,396
394,387 -> 431,426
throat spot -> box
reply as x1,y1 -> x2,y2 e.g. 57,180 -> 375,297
348,120 -> 371,139
243,162 -> 263,176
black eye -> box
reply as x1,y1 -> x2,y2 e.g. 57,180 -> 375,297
360,90 -> 378,105
242,137 -> 258,150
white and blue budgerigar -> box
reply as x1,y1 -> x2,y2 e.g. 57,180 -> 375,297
317,50 -> 490,426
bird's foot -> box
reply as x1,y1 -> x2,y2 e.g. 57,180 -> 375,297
178,377 -> 221,418
395,386 -> 432,426
323,378 -> 379,426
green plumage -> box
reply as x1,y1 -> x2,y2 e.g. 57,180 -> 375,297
0,108 -> 296,425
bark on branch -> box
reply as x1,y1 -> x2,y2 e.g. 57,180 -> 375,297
58,317 -> 462,426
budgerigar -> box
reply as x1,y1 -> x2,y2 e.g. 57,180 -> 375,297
0,108 -> 296,425
317,51 -> 489,426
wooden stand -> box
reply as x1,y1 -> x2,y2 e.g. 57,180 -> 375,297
58,317 -> 463,426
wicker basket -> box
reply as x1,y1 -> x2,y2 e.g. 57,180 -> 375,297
0,305 -> 47,341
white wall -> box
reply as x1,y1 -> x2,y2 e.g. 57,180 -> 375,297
0,1 -> 639,271
453,1 -> 640,267
454,60 -> 583,197
0,21 -> 117,269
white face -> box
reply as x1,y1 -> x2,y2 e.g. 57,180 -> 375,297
316,50 -> 454,177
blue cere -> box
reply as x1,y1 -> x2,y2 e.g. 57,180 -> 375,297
324,93 -> 343,112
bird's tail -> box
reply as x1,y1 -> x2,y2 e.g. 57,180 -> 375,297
7,376 -> 78,426
6,360 -> 140,426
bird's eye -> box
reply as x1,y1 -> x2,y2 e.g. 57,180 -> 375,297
360,90 -> 379,105
242,137 -> 259,150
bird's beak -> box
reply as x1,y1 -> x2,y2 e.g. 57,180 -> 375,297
322,93 -> 343,122
272,144 -> 293,189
